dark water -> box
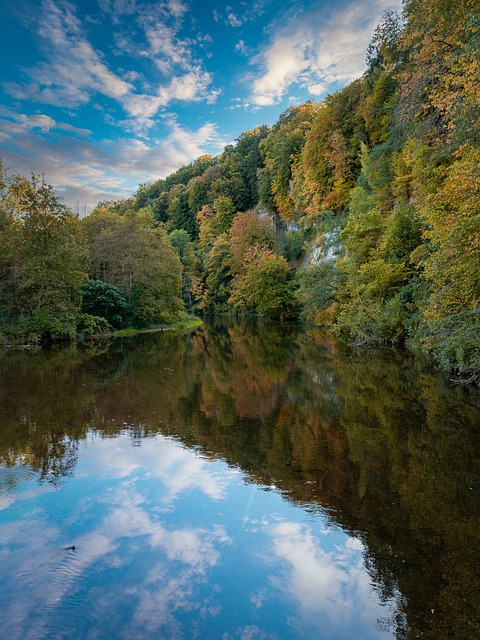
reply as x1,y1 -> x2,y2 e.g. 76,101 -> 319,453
0,318 -> 479,640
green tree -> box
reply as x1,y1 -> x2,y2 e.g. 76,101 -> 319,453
293,82 -> 363,218
295,262 -> 338,324
83,207 -> 184,326
167,184 -> 199,238
81,280 -> 128,328
0,162 -> 22,321
200,233 -> 234,313
196,197 -> 237,255
416,145 -> 480,378
7,172 -> 87,340
229,246 -> 296,318
214,196 -> 236,233
168,229 -> 197,308
258,103 -> 317,220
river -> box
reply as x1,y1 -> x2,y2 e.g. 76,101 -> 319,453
0,318 -> 479,639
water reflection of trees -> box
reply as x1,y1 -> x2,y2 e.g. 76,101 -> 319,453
0,319 -> 479,639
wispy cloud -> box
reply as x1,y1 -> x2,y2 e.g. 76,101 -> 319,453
248,0 -> 401,106
5,0 -> 132,107
226,12 -> 242,27
217,1 -> 270,28
235,39 -> 247,55
250,32 -> 309,107
97,0 -> 138,21
121,69 -> 217,130
0,107 -> 92,137
0,108 -> 226,210
4,0 -> 218,129
82,435 -> 238,503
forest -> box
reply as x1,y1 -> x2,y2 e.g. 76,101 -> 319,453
0,0 -> 478,382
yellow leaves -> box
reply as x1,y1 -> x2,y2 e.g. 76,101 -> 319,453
355,259 -> 409,301
420,145 -> 480,317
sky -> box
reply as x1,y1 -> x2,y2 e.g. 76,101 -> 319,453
0,0 -> 401,212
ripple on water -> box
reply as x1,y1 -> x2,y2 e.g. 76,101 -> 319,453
0,545 -> 95,640
0,466 -> 41,516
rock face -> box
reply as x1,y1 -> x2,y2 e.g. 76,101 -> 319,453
303,229 -> 342,268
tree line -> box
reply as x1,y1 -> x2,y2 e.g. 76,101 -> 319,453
0,0 -> 478,380
0,167 -> 184,343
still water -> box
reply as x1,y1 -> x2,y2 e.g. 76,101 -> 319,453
0,318 -> 479,640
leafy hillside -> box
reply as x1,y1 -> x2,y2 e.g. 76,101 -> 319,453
0,0 -> 478,381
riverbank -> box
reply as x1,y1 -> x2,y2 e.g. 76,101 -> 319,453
0,315 -> 203,349
112,317 -> 203,337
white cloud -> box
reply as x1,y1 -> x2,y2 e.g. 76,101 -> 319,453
235,40 -> 247,55
267,520 -> 398,637
98,0 -> 187,24
132,5 -> 218,115
140,21 -> 190,71
0,107 -> 92,137
166,0 -> 188,19
81,434 -> 239,503
4,0 -> 217,127
159,69 -> 214,103
308,83 -> 326,96
248,0 -> 402,106
250,32 -> 310,106
227,12 -> 243,27
104,502 -> 224,567
98,0 -> 138,20
0,434 -> 234,640
5,0 -> 132,107
218,1 -> 269,28
0,109 -> 226,211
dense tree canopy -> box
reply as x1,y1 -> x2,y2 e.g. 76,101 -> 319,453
0,165 -> 87,342
1,0 -> 478,379
82,205 -> 183,326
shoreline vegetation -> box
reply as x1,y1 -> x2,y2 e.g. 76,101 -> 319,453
111,317 -> 203,338
0,315 -> 203,348
0,1 -> 478,385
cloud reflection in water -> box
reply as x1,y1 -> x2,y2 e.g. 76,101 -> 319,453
266,520 -> 394,639
0,432 -> 396,639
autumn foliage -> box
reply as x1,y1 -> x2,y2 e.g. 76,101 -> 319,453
1,0 -> 479,377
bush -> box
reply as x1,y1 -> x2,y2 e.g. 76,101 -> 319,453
81,280 -> 128,328
30,308 -> 78,342
77,313 -> 111,341
229,246 -> 298,318
422,311 -> 480,381
295,262 -> 338,323
0,316 -> 40,346
335,293 -> 407,344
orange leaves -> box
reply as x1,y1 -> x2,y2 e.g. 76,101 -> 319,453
228,210 -> 275,264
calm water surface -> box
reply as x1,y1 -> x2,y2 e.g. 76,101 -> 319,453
0,318 -> 479,639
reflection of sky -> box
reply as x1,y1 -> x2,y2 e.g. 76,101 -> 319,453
267,522 -> 394,639
77,434 -> 238,504
0,433 -> 397,639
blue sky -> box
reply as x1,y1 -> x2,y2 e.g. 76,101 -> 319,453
0,0 -> 400,211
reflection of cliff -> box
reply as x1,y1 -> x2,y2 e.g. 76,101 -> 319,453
0,320 -> 479,638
